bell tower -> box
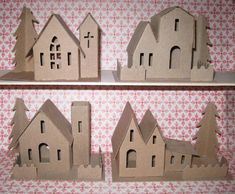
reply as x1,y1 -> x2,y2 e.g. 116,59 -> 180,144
71,101 -> 91,165
78,13 -> 101,79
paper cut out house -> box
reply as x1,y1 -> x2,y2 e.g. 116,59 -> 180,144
10,99 -> 103,180
27,13 -> 101,81
111,102 -> 228,181
117,6 -> 214,81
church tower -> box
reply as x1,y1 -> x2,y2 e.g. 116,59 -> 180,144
71,101 -> 91,166
78,13 -> 101,79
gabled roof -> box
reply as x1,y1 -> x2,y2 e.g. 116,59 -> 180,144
12,100 -> 73,148
112,102 -> 140,158
27,14 -> 85,57
77,13 -> 102,31
139,109 -> 164,144
165,138 -> 198,155
126,21 -> 149,54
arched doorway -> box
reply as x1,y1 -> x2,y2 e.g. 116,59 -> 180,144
169,46 -> 181,69
126,149 -> 136,168
39,143 -> 50,163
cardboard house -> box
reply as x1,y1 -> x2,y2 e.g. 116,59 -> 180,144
9,99 -> 103,180
2,6 -> 101,81
111,102 -> 228,181
117,6 -> 214,82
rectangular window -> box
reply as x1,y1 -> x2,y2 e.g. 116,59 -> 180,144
40,53 -> 44,66
149,53 -> 153,66
152,135 -> 156,144
130,129 -> 134,142
28,149 -> 32,160
152,155 -> 156,167
50,53 -> 55,60
140,53 -> 144,66
175,19 -> 179,31
67,52 -> 71,66
51,62 -> 55,69
78,121 -> 82,133
57,149 -> 61,160
40,120 -> 45,133
181,155 -> 185,164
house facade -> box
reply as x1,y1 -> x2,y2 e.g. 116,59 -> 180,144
31,13 -> 101,81
112,102 -> 198,178
12,99 -> 102,180
119,6 -> 214,81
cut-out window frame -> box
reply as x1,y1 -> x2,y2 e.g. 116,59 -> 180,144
49,36 -> 61,70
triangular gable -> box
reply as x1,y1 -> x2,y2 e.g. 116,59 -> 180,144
112,102 -> 140,158
126,21 -> 150,55
27,14 -> 85,57
11,100 -> 73,149
139,109 -> 164,144
77,13 -> 103,32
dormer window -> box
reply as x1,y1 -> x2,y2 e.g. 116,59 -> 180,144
175,19 -> 179,31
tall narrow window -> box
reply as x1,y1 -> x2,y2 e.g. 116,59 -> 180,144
40,120 -> 45,133
57,149 -> 61,161
140,53 -> 144,66
148,53 -> 153,66
40,53 -> 44,66
67,52 -> 71,66
130,129 -> 134,142
175,19 -> 179,31
169,46 -> 181,69
50,36 -> 61,69
28,149 -> 32,160
152,155 -> 156,167
126,149 -> 136,168
152,135 -> 156,144
181,155 -> 185,164
84,32 -> 94,48
170,155 -> 175,164
78,121 -> 82,133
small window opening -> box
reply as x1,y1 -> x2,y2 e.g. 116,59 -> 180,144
130,129 -> 134,142
170,155 -> 175,164
149,53 -> 153,66
175,19 -> 179,31
181,155 -> 185,164
28,149 -> 32,160
40,120 -> 45,133
152,135 -> 156,144
57,149 -> 61,160
67,52 -> 71,66
78,121 -> 82,133
40,53 -> 44,66
152,155 -> 156,167
140,53 -> 144,66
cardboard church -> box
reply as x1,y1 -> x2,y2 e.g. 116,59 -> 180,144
117,6 -> 214,81
111,102 -> 228,181
9,98 -> 103,180
2,6 -> 101,81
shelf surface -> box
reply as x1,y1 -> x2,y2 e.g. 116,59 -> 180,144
0,70 -> 234,86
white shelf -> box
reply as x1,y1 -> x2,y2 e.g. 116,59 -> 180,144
0,70 -> 234,87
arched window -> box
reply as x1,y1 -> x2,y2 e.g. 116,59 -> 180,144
130,129 -> 134,142
181,155 -> 185,164
50,36 -> 61,69
126,149 -> 136,168
39,143 -> 50,163
169,46 -> 181,69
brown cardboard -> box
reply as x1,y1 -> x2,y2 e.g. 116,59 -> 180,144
9,98 -> 30,151
116,6 -> 214,82
193,102 -> 221,159
78,13 -> 101,79
9,98 -> 103,180
12,6 -> 39,72
1,7 -> 102,81
111,102 -> 228,181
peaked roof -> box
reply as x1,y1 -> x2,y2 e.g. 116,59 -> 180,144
112,102 -> 140,158
139,109 -> 164,144
27,14 -> 85,57
12,100 -> 73,148
77,13 -> 102,31
126,21 -> 149,54
165,138 -> 198,155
